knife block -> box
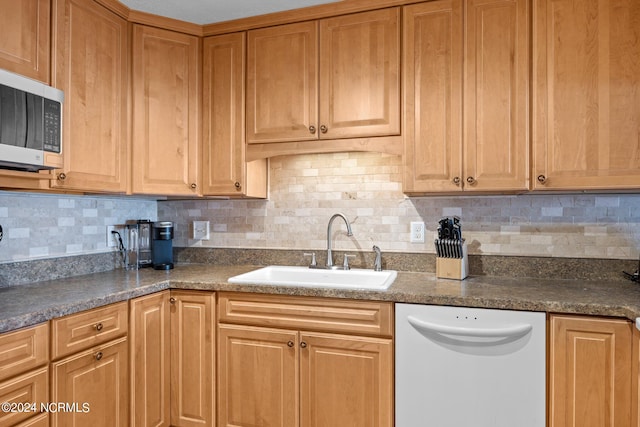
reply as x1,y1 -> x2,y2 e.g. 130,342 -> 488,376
436,243 -> 468,280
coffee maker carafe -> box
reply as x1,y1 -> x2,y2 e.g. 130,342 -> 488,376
152,221 -> 174,270
125,220 -> 153,269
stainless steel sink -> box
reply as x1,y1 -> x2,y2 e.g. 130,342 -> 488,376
228,265 -> 397,290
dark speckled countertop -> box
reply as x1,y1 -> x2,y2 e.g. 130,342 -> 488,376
1,264 -> 639,334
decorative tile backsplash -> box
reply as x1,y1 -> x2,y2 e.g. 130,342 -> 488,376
158,152 -> 640,260
0,192 -> 156,263
1,152 -> 640,264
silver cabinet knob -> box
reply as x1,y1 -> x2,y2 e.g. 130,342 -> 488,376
466,176 -> 476,185
300,341 -> 307,349
287,340 -> 294,348
234,181 -> 241,189
94,323 -> 103,332
452,176 -> 461,186
57,172 -> 67,181
309,125 -> 316,134
95,351 -> 103,361
320,125 -> 328,134
190,183 -> 197,189
537,175 -> 547,184
169,297 -> 176,304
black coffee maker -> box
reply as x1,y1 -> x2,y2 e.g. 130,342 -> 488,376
152,221 -> 174,270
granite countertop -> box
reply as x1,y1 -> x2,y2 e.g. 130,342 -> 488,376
1,263 -> 639,334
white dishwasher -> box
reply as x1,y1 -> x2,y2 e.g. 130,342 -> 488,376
395,303 -> 545,427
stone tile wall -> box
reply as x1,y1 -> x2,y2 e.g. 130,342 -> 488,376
0,192 -> 156,263
1,152 -> 639,265
158,152 -> 640,260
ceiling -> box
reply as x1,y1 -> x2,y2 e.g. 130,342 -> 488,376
119,0 -> 341,25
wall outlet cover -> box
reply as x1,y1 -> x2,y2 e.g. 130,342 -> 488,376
192,221 -> 210,240
410,221 -> 425,243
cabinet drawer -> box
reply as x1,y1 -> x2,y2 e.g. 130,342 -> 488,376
0,323 -> 48,382
51,302 -> 128,360
14,413 -> 48,427
218,293 -> 393,337
0,367 -> 48,427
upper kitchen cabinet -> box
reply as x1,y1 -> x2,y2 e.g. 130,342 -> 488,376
0,0 -> 50,83
51,0 -> 129,193
246,8 -> 400,153
403,0 -> 530,193
202,33 -> 267,198
132,25 -> 200,196
247,21 -> 318,144
533,0 -> 640,191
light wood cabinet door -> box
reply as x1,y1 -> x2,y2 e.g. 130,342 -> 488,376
0,367 -> 48,427
51,0 -> 129,193
217,324 -> 298,427
130,291 -> 170,427
247,21 -> 318,144
403,0 -> 463,193
0,0 -> 50,83
463,0 -> 529,191
51,336 -> 128,427
319,8 -> 400,139
404,0 -> 529,193
299,332 -> 393,427
132,25 -> 200,196
0,323 -> 48,382
550,315 -> 633,427
533,0 -> 640,191
170,291 -> 215,427
202,32 -> 267,198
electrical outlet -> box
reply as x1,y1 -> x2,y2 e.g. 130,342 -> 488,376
107,225 -> 117,247
410,221 -> 425,243
192,221 -> 210,240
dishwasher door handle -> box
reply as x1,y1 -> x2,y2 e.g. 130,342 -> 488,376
408,316 -> 533,338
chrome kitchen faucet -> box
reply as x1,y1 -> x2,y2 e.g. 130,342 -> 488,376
325,213 -> 353,269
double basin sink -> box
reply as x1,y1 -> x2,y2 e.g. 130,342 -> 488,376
228,265 -> 397,290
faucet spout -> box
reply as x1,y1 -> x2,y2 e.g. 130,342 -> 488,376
326,213 -> 353,268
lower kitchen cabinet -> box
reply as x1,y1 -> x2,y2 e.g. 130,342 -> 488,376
169,290 -> 215,427
0,323 -> 49,427
549,314 -> 634,427
51,336 -> 128,426
217,292 -> 394,427
218,324 -> 298,427
129,290 -> 215,427
50,302 -> 129,427
130,291 -> 171,427
300,332 -> 393,427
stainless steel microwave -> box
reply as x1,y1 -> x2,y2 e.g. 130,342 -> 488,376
0,68 -> 63,172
